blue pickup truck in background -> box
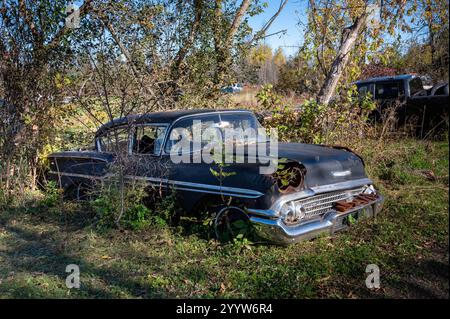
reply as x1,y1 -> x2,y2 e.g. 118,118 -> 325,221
355,74 -> 449,138
221,83 -> 243,94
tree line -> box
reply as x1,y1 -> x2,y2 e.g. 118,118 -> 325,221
0,0 -> 448,195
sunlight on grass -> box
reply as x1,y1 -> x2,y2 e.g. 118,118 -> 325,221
0,139 -> 448,298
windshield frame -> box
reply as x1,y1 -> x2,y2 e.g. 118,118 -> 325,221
161,110 -> 264,156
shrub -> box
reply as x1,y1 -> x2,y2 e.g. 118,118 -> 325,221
256,85 -> 377,146
90,169 -> 180,230
256,84 -> 282,110
91,177 -> 153,230
152,193 -> 178,227
42,180 -> 62,207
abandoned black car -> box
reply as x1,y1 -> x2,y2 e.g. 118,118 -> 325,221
46,109 -> 384,244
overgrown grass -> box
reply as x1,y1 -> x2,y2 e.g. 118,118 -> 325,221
0,139 -> 448,298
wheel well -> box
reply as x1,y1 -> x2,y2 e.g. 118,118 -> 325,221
272,161 -> 306,193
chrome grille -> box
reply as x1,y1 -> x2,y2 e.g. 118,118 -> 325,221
295,187 -> 366,219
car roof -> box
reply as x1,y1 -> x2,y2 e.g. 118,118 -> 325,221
95,109 -> 253,136
355,74 -> 416,85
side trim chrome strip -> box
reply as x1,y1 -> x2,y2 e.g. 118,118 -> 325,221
124,175 -> 263,197
48,171 -> 263,198
48,155 -> 110,162
48,171 -> 108,179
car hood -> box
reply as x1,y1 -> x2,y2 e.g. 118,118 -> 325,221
276,143 -> 369,188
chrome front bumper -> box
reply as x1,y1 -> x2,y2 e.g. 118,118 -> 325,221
249,190 -> 384,245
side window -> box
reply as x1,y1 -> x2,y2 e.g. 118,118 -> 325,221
357,84 -> 372,98
132,125 -> 167,155
375,81 -> 404,99
98,128 -> 129,154
164,115 -> 220,154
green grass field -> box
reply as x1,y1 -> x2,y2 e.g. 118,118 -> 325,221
0,139 -> 448,298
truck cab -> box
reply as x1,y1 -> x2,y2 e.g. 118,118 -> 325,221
355,74 -> 426,103
355,74 -> 449,137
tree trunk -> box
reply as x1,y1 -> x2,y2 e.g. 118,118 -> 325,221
213,0 -> 250,86
426,4 -> 436,76
172,0 -> 203,79
317,14 -> 368,105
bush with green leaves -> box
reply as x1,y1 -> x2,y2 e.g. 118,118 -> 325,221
91,178 -> 153,230
256,84 -> 377,146
256,84 -> 282,110
42,180 -> 62,207
153,192 -> 178,227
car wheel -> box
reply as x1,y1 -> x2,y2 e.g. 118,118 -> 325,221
214,206 -> 251,242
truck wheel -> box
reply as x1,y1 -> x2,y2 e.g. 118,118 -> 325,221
214,206 -> 251,242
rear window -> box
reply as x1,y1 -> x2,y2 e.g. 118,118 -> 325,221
98,127 -> 129,154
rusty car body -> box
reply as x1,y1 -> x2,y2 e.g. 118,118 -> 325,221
46,109 -> 384,244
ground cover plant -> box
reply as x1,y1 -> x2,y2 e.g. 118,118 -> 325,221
0,139 -> 447,298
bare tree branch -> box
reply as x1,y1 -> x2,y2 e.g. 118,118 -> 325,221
45,0 -> 93,51
99,16 -> 163,110
225,0 -> 251,45
18,0 -> 40,43
249,0 -> 289,43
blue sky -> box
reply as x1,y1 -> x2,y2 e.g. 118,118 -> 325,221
72,0 -> 309,57
72,0 -> 415,56
248,0 -> 309,57
247,1 -> 418,57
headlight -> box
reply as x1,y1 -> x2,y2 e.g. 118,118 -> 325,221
280,202 -> 306,225
364,185 -> 376,195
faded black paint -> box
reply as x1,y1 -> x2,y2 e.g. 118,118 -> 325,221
47,110 -> 369,214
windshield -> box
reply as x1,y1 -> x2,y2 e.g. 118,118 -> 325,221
164,112 -> 267,155
218,112 -> 267,146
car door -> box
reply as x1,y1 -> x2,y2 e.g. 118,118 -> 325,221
128,123 -> 170,191
162,114 -> 223,201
